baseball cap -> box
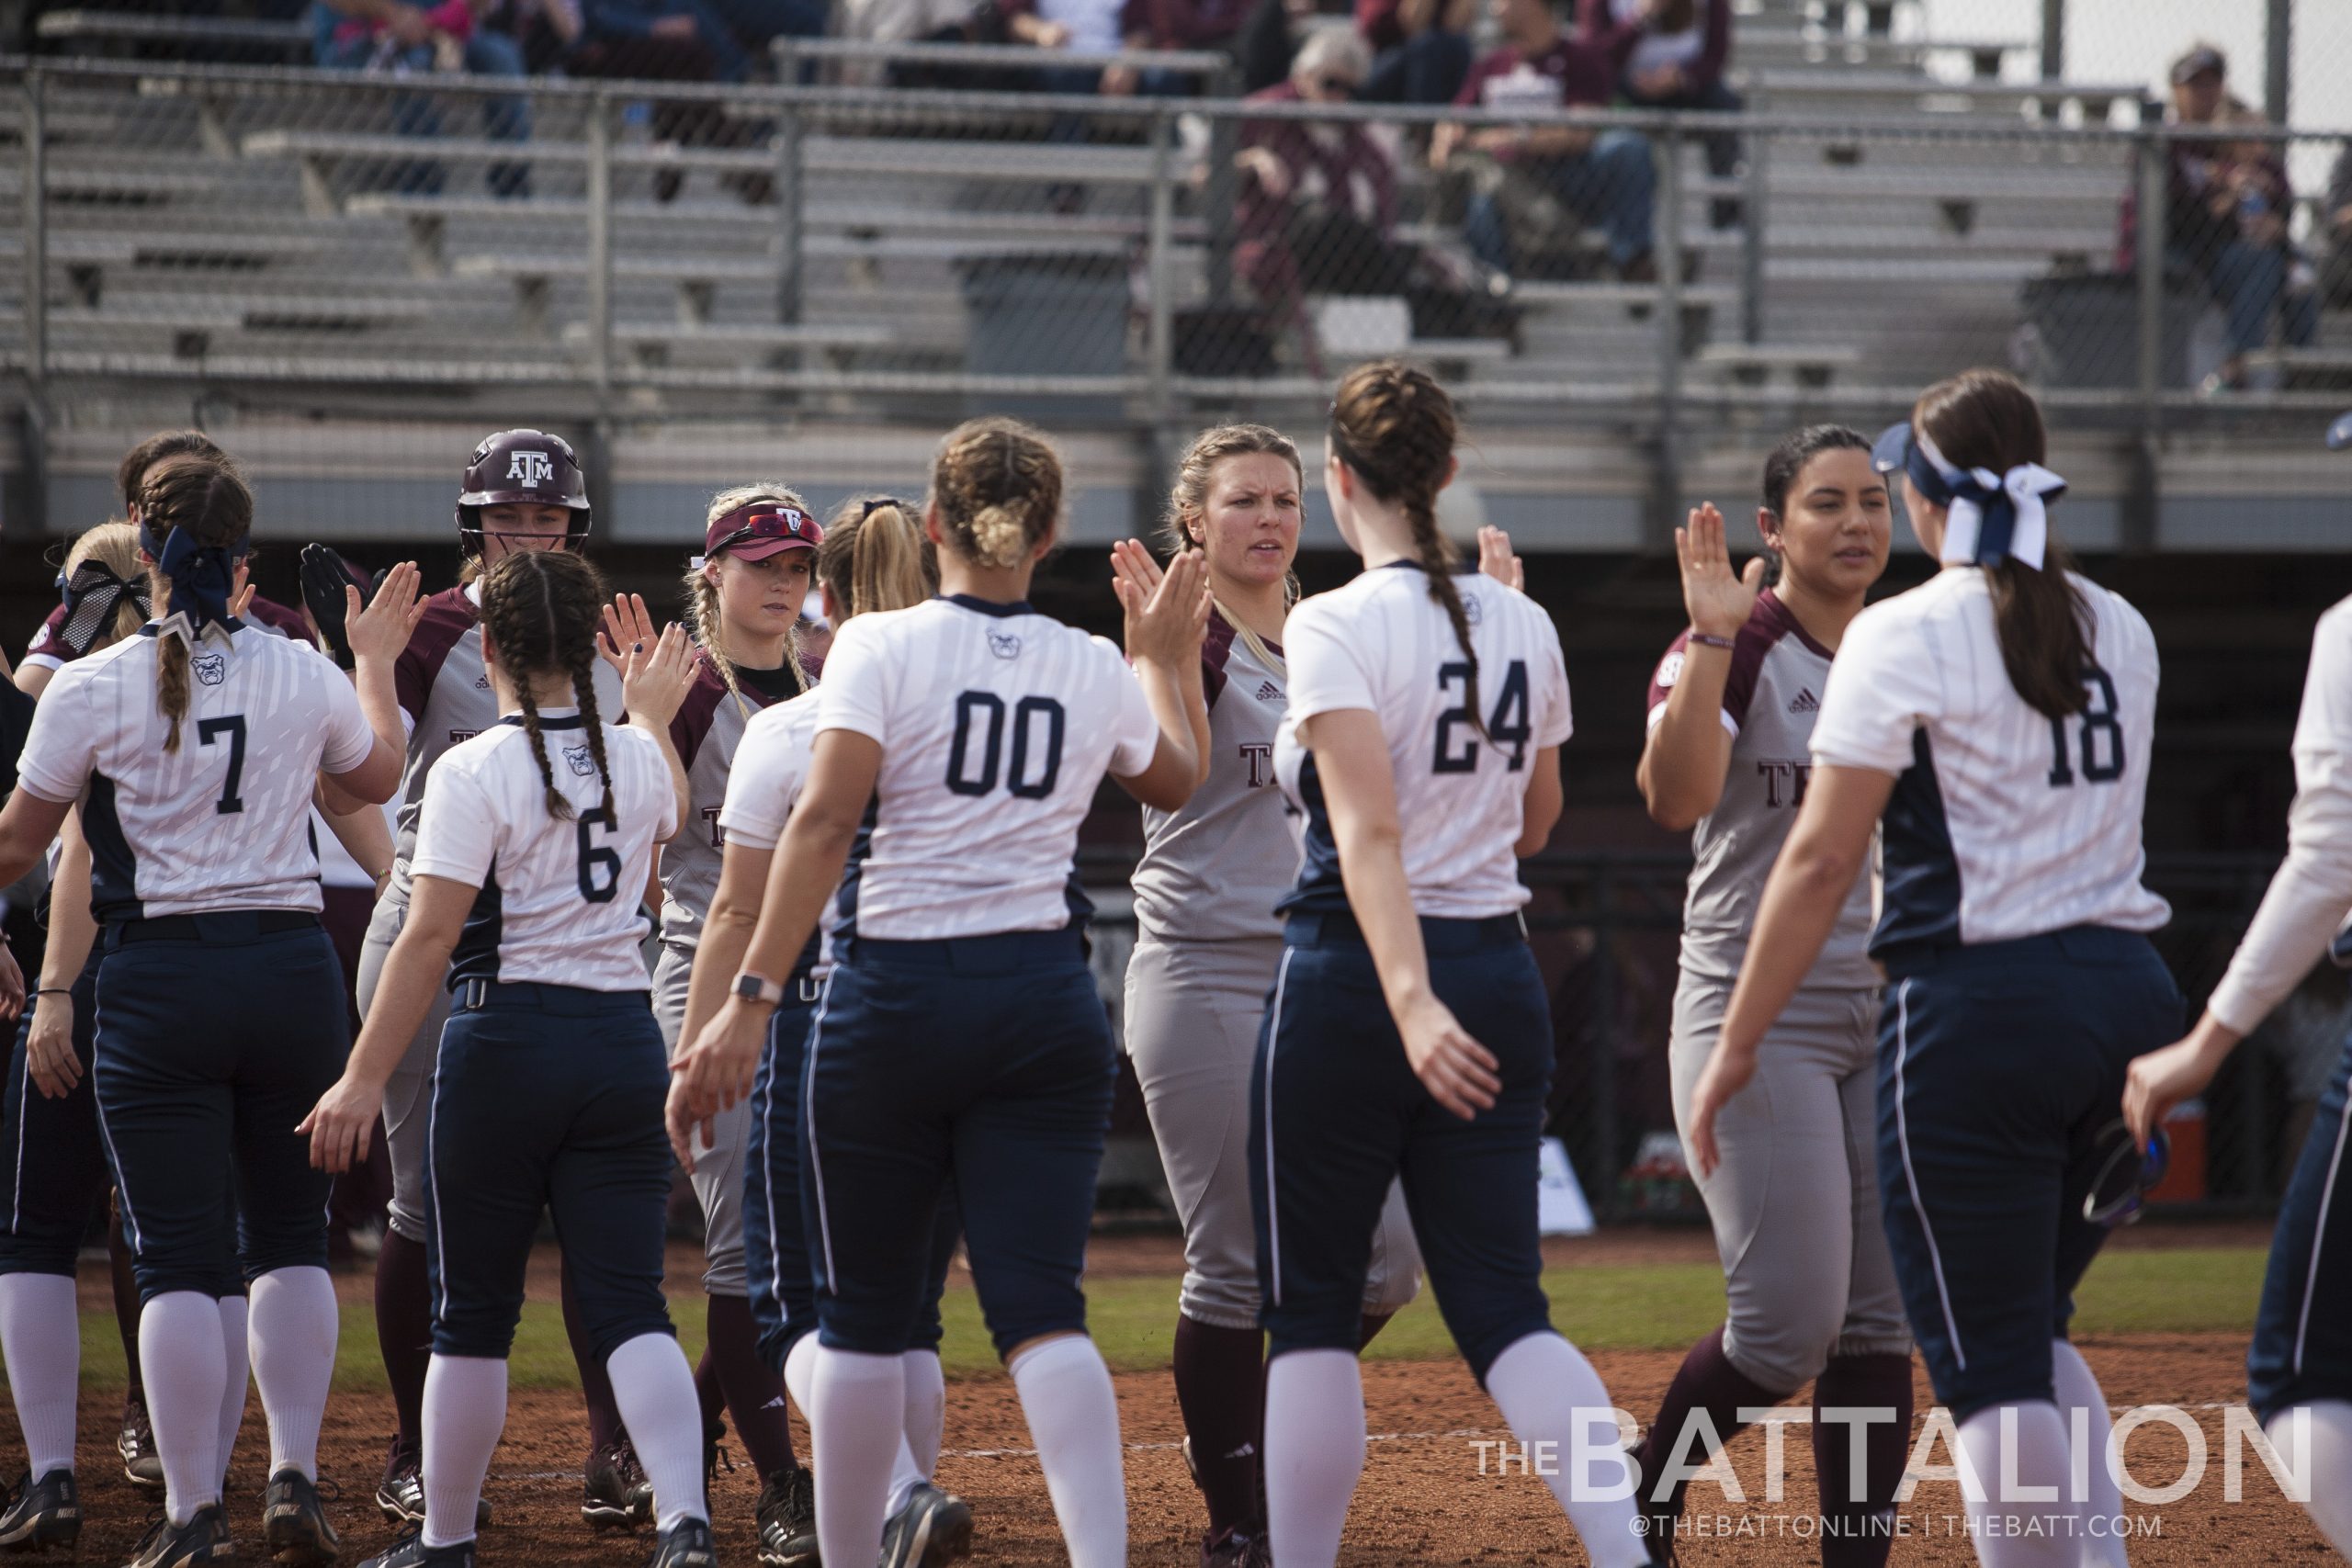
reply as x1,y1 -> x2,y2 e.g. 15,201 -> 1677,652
706,501 -> 822,562
2169,45 -> 2224,85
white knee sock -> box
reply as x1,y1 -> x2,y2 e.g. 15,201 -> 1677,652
0,1274 -> 81,1478
422,1355 -> 506,1548
901,1348 -> 945,1475
606,1333 -> 708,1532
782,1333 -> 820,1426
215,1295 -> 249,1496
1955,1403 -> 2075,1568
141,1292 -> 228,1524
248,1268 -> 336,1480
1264,1348 -> 1364,1568
2274,1402 -> 2352,1558
1485,1333 -> 1651,1568
2049,1340 -> 2128,1566
1008,1336 -> 1126,1568
812,1348 -> 904,1568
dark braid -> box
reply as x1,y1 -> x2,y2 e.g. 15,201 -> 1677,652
139,455 -> 254,753
1329,361 -> 1481,734
477,547 -> 613,822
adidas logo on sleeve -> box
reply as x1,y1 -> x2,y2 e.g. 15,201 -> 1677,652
1789,687 -> 1820,714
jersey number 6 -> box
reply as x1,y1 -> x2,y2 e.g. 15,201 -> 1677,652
945,692 -> 1066,799
1433,660 -> 1532,774
577,807 -> 622,903
2046,668 -> 2124,788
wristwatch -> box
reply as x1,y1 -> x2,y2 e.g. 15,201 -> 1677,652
732,971 -> 786,1006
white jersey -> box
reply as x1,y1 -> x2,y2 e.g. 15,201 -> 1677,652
1810,567 -> 2169,951
16,622 -> 376,920
716,688 -> 829,973
816,595 -> 1159,942
409,711 -> 677,991
2207,595 -> 2352,1035
1274,565 -> 1572,920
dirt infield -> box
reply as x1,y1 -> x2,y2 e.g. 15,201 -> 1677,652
44,1330 -> 2326,1567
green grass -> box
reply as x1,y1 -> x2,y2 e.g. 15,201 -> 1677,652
37,1247 -> 2269,1393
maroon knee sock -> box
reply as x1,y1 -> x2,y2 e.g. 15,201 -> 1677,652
1633,1325 -> 1784,1527
706,1295 -> 797,1477
373,1229 -> 435,1451
108,1203 -> 144,1404
560,1257 -> 624,1452
1171,1314 -> 1265,1536
1812,1353 -> 1913,1568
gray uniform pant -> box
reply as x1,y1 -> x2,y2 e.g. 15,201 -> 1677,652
1125,933 -> 1420,1331
357,874 -> 452,1246
652,938 -> 751,1297
1669,975 -> 1912,1393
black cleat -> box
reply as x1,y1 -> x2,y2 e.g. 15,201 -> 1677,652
0,1471 -> 79,1554
878,1483 -> 969,1568
376,1445 -> 487,1532
642,1518 -> 716,1568
354,1529 -> 473,1568
1197,1527 -> 1268,1568
753,1469 -> 815,1568
263,1469 -> 340,1568
702,1416 -> 733,1492
582,1441 -> 654,1533
126,1505 -> 232,1568
119,1396 -> 165,1496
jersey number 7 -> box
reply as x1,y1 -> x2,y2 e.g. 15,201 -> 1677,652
1433,660 -> 1531,774
197,716 -> 246,815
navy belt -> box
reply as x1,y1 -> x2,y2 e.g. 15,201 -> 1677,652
1284,909 -> 1526,953
105,909 -> 318,949
452,977 -> 650,1015
841,926 -> 1085,974
1877,924 -> 2153,980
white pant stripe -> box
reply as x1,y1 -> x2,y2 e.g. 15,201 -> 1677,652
800,972 -> 841,1295
1892,981 -> 1966,1371
2292,1088 -> 2352,1375
1261,948 -> 1294,1311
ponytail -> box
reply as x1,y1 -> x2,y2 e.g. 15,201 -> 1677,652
819,495 -> 934,621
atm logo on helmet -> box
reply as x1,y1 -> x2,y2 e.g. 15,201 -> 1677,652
507,450 -> 556,486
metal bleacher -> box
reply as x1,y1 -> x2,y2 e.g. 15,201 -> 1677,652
0,0 -> 2162,419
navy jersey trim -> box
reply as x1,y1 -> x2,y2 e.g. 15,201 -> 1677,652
1871,728 -> 1962,953
83,773 -> 142,923
937,594 -> 1034,618
831,794 -> 883,945
446,860 -> 505,987
497,712 -> 587,731
1274,751 -> 1347,916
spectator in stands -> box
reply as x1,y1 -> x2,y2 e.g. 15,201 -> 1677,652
1435,0 -> 1657,283
310,0 -> 532,197
1120,0 -> 1252,62
837,0 -> 1002,86
572,0 -> 749,80
2319,141 -> 2352,310
1235,31 -> 1406,308
1579,0 -> 1741,229
2116,44 -> 2317,393
1356,0 -> 1473,106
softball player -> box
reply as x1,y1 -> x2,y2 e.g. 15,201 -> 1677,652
679,494 -> 967,1567
302,548 -> 707,1568
1120,423 -> 1421,1568
354,430 -> 634,1533
0,455 -> 412,1568
1690,368 -> 2176,1568
2120,408 -> 2352,1558
1252,362 -> 1654,1568
1633,428 -> 1912,1565
649,488 -> 820,1546
672,417 -> 1213,1568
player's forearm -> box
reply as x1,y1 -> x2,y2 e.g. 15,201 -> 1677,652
1336,815 -> 1438,1021
38,818 -> 97,992
683,851 -> 772,1047
634,716 -> 693,845
739,815 -> 853,985
345,929 -> 453,1087
1637,645 -> 1734,829
1142,652 -> 1212,791
2205,810 -> 2352,1035
353,648 -> 406,784
321,790 -> 395,886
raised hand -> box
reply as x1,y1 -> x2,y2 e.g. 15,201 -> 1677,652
598,593 -> 662,672
1477,525 -> 1523,592
1119,546 -> 1211,669
621,621 -> 697,730
345,561 -> 427,668
1676,502 -> 1765,642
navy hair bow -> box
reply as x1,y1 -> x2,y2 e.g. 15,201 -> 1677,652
141,522 -> 248,644
55,558 -> 153,658
1871,423 -> 2065,571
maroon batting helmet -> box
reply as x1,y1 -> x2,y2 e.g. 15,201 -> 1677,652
456,428 -> 592,547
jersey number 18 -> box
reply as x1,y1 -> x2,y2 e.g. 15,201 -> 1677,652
2046,668 -> 2124,788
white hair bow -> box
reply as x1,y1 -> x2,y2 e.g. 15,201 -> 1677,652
1917,434 -> 2064,570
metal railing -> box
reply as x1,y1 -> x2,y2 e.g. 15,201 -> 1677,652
5,55 -> 2351,542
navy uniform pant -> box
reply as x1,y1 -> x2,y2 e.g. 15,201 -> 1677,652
742,970 -> 962,1372
799,929 -> 1114,1359
1876,927 -> 2181,1422
1250,912 -> 1554,1386
0,956 -> 105,1276
94,913 -> 346,1301
426,980 -> 675,1361
2252,1025 -> 2352,1423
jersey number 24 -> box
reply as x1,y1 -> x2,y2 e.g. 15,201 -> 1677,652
1433,660 -> 1531,774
